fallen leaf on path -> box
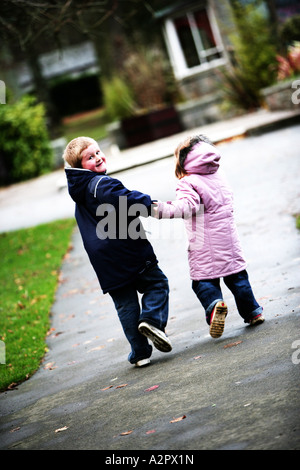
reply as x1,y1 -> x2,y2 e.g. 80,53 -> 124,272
87,345 -> 105,353
44,362 -> 57,370
224,340 -> 242,349
10,427 -> 20,433
170,415 -> 186,423
101,385 -> 114,391
47,328 -> 56,336
55,426 -> 68,433
144,385 -> 159,392
65,289 -> 79,296
120,430 -> 133,436
101,383 -> 128,391
7,382 -> 18,390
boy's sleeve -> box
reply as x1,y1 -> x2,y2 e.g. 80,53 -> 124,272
93,175 -> 153,215
153,179 -> 201,219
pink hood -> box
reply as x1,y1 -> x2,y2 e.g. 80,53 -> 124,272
184,142 -> 221,175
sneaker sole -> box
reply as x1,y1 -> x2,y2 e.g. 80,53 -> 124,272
135,358 -> 151,367
250,315 -> 265,326
209,301 -> 228,338
138,322 -> 172,353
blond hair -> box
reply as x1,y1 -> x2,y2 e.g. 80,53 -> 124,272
62,136 -> 97,168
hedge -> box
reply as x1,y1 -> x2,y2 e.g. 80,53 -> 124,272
0,96 -> 53,186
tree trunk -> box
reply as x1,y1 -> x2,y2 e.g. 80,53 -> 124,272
25,42 -> 61,136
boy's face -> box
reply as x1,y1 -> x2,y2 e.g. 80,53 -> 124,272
81,143 -> 107,173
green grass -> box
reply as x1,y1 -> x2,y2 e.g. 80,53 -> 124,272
62,107 -> 109,142
0,218 -> 76,391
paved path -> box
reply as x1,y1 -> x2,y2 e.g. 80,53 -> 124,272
0,114 -> 299,452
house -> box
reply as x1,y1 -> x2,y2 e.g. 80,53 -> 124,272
155,1 -> 230,97
154,0 -> 234,127
1,40 -> 101,117
154,0 -> 300,127
2,0 -> 299,135
156,0 -> 300,95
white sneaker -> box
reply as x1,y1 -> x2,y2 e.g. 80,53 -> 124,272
135,358 -> 151,367
138,322 -> 172,352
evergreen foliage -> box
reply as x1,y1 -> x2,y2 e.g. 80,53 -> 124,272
222,1 -> 277,110
0,96 -> 53,185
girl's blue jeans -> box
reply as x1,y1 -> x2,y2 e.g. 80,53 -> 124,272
192,270 -> 263,325
109,264 -> 169,364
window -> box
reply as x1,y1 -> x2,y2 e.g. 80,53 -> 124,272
163,6 -> 225,79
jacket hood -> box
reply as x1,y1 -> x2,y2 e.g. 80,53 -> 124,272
184,142 -> 221,175
65,168 -> 98,203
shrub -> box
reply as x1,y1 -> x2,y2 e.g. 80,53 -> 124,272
280,15 -> 300,48
102,76 -> 136,121
221,1 -> 277,110
122,46 -> 179,112
102,46 -> 180,122
0,95 -> 53,186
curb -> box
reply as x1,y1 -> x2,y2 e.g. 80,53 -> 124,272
245,111 -> 300,137
109,111 -> 300,175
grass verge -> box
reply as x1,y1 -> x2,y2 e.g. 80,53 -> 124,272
0,218 -> 76,391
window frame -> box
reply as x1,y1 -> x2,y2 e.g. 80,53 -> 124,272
162,4 -> 226,80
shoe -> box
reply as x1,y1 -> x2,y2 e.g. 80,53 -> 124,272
135,358 -> 151,367
249,314 -> 265,326
138,322 -> 172,352
209,301 -> 228,338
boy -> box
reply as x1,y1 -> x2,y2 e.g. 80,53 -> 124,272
63,136 -> 172,367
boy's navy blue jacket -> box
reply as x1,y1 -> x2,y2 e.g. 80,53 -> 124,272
65,168 -> 157,293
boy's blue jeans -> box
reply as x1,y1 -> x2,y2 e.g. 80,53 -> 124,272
192,270 -> 263,325
109,264 -> 169,364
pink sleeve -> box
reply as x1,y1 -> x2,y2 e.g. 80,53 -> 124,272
153,179 -> 201,219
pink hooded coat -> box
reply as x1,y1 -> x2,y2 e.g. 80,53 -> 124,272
156,142 -> 247,280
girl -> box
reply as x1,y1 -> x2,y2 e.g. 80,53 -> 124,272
154,135 -> 264,338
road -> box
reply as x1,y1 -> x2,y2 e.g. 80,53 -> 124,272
0,126 -> 299,451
